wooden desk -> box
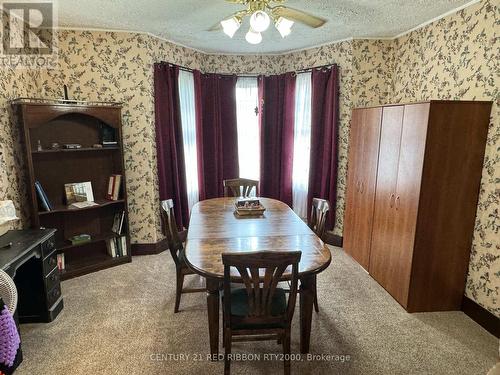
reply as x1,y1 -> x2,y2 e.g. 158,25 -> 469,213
0,229 -> 63,323
1,229 -> 54,276
0,229 -> 63,372
184,198 -> 331,357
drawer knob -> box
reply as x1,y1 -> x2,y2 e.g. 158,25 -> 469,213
44,238 -> 55,250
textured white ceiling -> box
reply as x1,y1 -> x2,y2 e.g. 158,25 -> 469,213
57,0 -> 474,54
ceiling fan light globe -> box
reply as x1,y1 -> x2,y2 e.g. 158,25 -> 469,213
221,17 -> 241,38
245,28 -> 262,44
275,17 -> 294,38
250,10 -> 270,32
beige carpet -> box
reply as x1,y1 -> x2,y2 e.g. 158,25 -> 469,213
16,247 -> 498,375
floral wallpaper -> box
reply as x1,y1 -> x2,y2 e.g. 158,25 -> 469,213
0,11 -> 41,230
351,39 -> 394,108
0,67 -> 38,230
201,53 -> 282,75
0,0 -> 496,316
391,0 -> 499,317
34,31 -> 205,244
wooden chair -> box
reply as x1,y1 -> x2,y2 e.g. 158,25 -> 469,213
160,199 -> 204,313
309,198 -> 331,239
308,198 -> 331,312
223,178 -> 258,197
222,250 -> 301,375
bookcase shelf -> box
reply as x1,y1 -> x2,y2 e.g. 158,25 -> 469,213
56,231 -> 120,251
39,199 -> 124,216
60,254 -> 129,280
32,146 -> 120,154
13,100 -> 132,280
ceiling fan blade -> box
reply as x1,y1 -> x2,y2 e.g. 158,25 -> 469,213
208,22 -> 223,32
272,6 -> 327,28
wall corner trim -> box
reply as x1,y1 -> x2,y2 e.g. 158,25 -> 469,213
462,296 -> 500,338
323,232 -> 343,248
131,238 -> 168,256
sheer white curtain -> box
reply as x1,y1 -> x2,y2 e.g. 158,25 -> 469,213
178,70 -> 199,212
292,72 -> 312,219
236,77 -> 260,187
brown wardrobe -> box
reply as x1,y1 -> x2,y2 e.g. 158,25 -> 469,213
344,101 -> 492,312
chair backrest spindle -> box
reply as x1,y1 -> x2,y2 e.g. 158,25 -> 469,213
222,251 -> 301,325
223,178 -> 259,197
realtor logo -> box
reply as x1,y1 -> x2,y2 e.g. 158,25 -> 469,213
1,0 -> 58,68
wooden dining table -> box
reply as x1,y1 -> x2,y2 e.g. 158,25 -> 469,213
184,197 -> 332,357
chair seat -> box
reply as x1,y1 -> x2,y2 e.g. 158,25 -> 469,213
226,288 -> 287,329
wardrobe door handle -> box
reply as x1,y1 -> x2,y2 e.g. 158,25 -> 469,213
395,195 -> 401,210
360,182 -> 364,193
356,181 -> 360,192
389,193 -> 395,208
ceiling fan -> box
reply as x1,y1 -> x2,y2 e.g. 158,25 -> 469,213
210,0 -> 327,45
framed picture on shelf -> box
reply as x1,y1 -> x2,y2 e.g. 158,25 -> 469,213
64,182 -> 94,204
100,123 -> 118,147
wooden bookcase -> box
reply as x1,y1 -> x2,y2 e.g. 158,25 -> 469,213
12,98 -> 132,280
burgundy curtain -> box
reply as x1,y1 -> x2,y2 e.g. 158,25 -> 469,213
258,73 -> 296,207
308,65 -> 340,230
194,72 -> 239,199
154,63 -> 189,230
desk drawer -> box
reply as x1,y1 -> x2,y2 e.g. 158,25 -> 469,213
43,251 -> 58,275
47,284 -> 62,308
41,235 -> 56,258
45,268 -> 60,292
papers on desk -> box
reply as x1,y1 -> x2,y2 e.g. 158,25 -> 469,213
0,200 -> 18,237
0,200 -> 18,224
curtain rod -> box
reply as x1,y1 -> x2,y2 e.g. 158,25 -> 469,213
161,61 -> 336,77
296,64 -> 337,73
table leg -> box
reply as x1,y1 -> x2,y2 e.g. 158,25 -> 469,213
300,274 -> 314,354
206,277 -> 220,359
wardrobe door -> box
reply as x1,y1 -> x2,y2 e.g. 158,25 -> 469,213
343,109 -> 363,261
369,106 -> 405,300
344,107 -> 382,270
390,103 -> 430,307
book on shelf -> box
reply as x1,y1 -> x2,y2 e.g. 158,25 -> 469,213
106,236 -> 128,258
69,234 -> 92,245
116,236 -> 123,257
106,238 -> 117,257
57,253 -> 65,271
34,181 -> 52,211
120,236 -> 127,256
106,174 -> 122,201
111,211 -> 125,234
